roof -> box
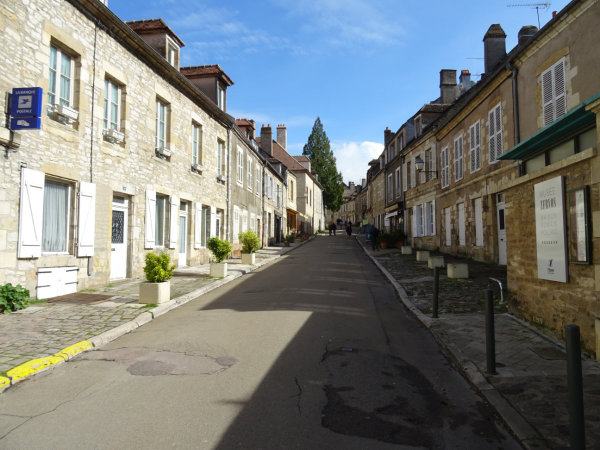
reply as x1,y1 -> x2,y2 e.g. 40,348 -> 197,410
126,19 -> 185,47
180,65 -> 234,86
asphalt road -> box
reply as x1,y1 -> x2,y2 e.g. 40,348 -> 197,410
0,235 -> 521,449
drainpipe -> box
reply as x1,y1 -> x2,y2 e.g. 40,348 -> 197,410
508,62 -> 520,145
226,127 -> 231,241
87,20 -> 99,277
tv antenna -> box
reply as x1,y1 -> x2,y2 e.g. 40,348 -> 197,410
507,3 -> 551,28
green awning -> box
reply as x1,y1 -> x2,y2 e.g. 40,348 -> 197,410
498,93 -> 600,160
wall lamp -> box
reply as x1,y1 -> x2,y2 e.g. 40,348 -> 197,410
414,156 -> 437,176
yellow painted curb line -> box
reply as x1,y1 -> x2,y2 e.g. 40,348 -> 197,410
0,377 -> 10,390
56,340 -> 93,360
5,340 -> 93,385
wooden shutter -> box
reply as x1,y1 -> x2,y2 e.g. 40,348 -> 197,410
402,163 -> 407,192
194,202 -> 202,249
210,206 -> 217,238
18,168 -> 45,258
169,195 -> 179,249
475,121 -> 481,170
494,105 -> 502,160
145,190 -> 156,249
77,182 -> 96,257
554,59 -> 567,120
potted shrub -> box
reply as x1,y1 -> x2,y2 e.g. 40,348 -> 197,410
139,252 -> 175,304
391,229 -> 406,248
208,237 -> 232,277
239,229 -> 260,265
378,233 -> 393,249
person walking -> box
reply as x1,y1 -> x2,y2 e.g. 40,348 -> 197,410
345,222 -> 352,239
371,226 -> 380,251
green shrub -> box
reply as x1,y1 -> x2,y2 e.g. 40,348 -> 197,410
208,237 -> 232,263
0,283 -> 30,314
239,229 -> 261,254
143,252 -> 176,283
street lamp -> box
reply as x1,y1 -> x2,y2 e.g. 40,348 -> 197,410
415,156 -> 437,176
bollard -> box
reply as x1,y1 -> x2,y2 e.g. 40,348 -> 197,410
432,266 -> 439,318
565,324 -> 585,449
485,289 -> 496,375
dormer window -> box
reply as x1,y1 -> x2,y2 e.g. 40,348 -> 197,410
415,117 -> 422,137
166,36 -> 179,68
217,83 -> 226,111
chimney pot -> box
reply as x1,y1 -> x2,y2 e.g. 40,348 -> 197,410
276,124 -> 287,151
483,24 -> 507,75
518,25 -> 538,46
261,124 -> 273,156
440,69 -> 458,104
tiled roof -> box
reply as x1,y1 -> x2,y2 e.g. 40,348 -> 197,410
180,65 -> 234,86
126,19 -> 185,47
255,137 -> 306,171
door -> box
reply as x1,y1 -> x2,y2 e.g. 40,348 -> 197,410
496,193 -> 507,265
110,196 -> 128,280
178,202 -> 188,267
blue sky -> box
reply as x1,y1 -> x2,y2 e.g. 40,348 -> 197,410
109,0 -> 571,185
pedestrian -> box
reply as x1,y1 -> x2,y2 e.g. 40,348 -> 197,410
371,226 -> 380,251
365,223 -> 373,243
345,222 -> 352,238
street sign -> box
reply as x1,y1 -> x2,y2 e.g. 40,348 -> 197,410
10,87 -> 43,117
10,117 -> 41,130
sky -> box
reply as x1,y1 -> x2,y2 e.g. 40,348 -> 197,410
109,0 -> 571,185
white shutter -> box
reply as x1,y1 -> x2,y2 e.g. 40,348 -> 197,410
475,121 -> 481,170
410,158 -> 416,188
210,206 -> 217,238
18,168 -> 45,258
431,199 -> 436,236
489,109 -> 496,162
554,59 -> 567,120
169,195 -> 179,249
542,68 -> 554,126
402,163 -> 407,192
77,182 -> 96,257
495,105 -> 503,160
145,190 -> 156,249
194,202 -> 202,249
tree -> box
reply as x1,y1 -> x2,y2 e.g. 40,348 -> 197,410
303,117 -> 344,211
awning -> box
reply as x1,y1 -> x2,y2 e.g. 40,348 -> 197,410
498,93 -> 600,161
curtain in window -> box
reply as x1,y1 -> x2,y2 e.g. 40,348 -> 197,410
155,195 -> 165,246
42,181 -> 68,252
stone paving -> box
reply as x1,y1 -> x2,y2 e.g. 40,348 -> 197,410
363,238 -> 600,450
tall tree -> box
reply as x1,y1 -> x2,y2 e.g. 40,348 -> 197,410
303,117 -> 344,211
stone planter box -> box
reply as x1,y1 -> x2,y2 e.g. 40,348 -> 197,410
447,263 -> 469,279
401,245 -> 413,255
210,262 -> 228,278
416,250 -> 430,262
428,256 -> 445,269
139,280 -> 170,304
241,253 -> 255,265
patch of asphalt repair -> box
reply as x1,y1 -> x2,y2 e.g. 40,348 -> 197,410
78,347 -> 237,376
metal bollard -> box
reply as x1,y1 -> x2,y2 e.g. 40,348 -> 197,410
432,266 -> 439,318
485,289 -> 496,375
565,324 -> 585,449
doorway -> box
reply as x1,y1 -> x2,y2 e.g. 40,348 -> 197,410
496,193 -> 507,265
178,201 -> 188,267
110,195 -> 129,280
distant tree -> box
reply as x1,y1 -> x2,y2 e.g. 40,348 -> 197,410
302,117 -> 343,211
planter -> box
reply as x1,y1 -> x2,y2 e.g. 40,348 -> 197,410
241,253 -> 255,265
380,241 -> 389,249
139,280 -> 170,304
210,262 -> 228,278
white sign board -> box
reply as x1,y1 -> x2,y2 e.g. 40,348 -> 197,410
534,176 -> 568,282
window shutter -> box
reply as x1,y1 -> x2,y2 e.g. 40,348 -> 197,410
475,121 -> 481,170
488,109 -> 496,162
169,195 -> 179,249
554,59 -> 567,120
402,163 -> 407,192
494,105 -> 502,159
431,150 -> 437,178
210,206 -> 217,238
18,168 -> 45,258
145,190 -> 156,249
431,200 -> 436,236
194,202 -> 202,249
410,159 -> 416,188
77,181 -> 96,257
411,207 -> 416,237
542,68 -> 554,126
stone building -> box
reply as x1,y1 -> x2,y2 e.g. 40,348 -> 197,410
0,0 -> 257,298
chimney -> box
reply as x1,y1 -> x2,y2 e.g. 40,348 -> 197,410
261,124 -> 273,156
384,127 -> 392,145
440,69 -> 458,104
518,25 -> 538,46
483,24 -> 507,75
276,124 -> 287,151
249,119 -> 255,139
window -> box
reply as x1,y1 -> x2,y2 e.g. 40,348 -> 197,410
192,123 -> 202,166
155,194 -> 167,247
489,103 -> 503,163
415,205 -> 423,236
48,44 -> 74,110
276,184 -> 280,208
201,205 -> 210,247
103,79 -> 121,132
155,99 -> 168,150
389,143 -> 396,160
242,210 -> 248,233
458,203 -> 466,246
42,180 -> 71,253
454,135 -> 464,181
395,168 -> 401,198
255,165 -> 261,195
289,180 -> 294,201
237,146 -> 244,185
469,120 -> 481,172
247,157 -> 253,191
387,174 -> 393,199
402,162 -> 408,192
398,134 -> 404,150
441,146 -> 450,188
426,201 -> 435,236
415,117 -> 422,137
217,84 -> 226,111
474,197 -> 483,246
425,148 -> 435,181
542,57 -> 567,126
233,206 -> 240,242
217,139 -> 225,178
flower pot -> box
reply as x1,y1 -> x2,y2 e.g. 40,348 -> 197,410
241,253 -> 255,265
139,280 -> 170,304
380,241 -> 389,249
210,262 -> 228,278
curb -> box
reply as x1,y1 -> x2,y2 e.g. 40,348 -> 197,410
0,239 -> 307,394
356,238 -> 546,449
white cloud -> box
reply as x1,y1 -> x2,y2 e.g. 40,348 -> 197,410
332,141 -> 383,185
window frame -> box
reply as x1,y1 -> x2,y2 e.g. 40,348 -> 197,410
542,57 -> 567,127
48,44 -> 75,109
441,145 -> 450,188
41,179 -> 72,254
155,99 -> 168,150
454,134 -> 464,181
237,146 -> 244,185
192,122 -> 202,166
247,156 -> 253,191
217,139 -> 225,178
469,120 -> 481,173
103,78 -> 121,132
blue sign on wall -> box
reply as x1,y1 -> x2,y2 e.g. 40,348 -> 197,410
11,87 -> 43,118
10,117 -> 41,130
